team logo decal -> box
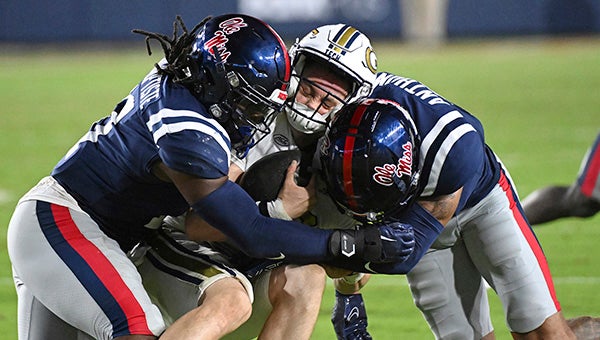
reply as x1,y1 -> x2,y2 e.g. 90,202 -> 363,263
364,46 -> 377,74
204,17 -> 248,63
273,134 -> 290,147
372,141 -> 413,186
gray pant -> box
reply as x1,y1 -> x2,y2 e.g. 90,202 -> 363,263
408,174 -> 559,339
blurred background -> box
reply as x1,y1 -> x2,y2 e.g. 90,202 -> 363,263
1,1 -> 599,339
2,0 -> 600,45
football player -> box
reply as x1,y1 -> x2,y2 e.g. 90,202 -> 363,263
522,131 -> 600,225
135,24 -> 392,340
321,94 -> 576,339
6,15 -> 413,340
289,24 -> 596,339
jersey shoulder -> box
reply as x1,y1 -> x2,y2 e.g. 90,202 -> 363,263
139,71 -> 231,179
372,72 -> 487,197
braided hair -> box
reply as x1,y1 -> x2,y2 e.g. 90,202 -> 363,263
132,15 -> 211,84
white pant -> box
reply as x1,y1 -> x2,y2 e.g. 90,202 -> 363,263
136,227 -> 271,340
8,177 -> 164,339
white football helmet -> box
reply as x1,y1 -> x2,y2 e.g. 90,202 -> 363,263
285,24 -> 378,134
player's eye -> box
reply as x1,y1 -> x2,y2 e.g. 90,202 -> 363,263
322,96 -> 342,111
298,82 -> 313,97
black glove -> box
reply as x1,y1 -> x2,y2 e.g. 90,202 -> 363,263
328,222 -> 415,263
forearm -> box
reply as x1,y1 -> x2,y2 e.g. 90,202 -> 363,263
185,210 -> 228,241
367,204 -> 443,274
191,181 -> 419,270
191,180 -> 332,263
184,199 -> 292,242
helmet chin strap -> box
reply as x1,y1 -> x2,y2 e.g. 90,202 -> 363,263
333,198 -> 384,225
219,117 -> 254,159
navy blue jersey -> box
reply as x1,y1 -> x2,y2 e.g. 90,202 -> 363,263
371,72 -> 500,213
52,67 -> 232,249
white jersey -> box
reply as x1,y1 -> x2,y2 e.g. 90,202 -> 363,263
233,113 -> 359,231
298,175 -> 359,230
232,113 -> 298,171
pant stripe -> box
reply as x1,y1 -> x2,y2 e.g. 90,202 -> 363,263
498,171 -> 561,311
580,138 -> 600,197
35,201 -> 152,337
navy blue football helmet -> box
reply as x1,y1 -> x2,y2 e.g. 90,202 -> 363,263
320,98 -> 421,223
187,14 -> 290,157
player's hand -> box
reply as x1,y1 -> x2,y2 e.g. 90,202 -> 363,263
278,160 -> 316,219
328,223 -> 415,263
376,222 -> 415,263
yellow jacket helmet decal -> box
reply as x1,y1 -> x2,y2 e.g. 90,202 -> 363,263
289,24 -> 377,102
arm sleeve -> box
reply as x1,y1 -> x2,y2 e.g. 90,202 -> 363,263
191,180 -> 333,263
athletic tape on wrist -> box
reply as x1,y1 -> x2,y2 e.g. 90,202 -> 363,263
341,272 -> 365,285
267,198 -> 292,220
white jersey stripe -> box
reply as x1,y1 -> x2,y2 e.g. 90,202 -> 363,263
423,123 -> 476,196
148,108 -> 231,164
147,108 -> 228,138
153,121 -> 231,164
420,110 -> 463,163
64,115 -> 117,159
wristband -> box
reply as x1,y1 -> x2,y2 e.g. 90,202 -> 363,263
328,228 -> 382,262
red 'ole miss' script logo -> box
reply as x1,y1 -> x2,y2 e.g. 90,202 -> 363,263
373,141 -> 413,186
204,17 -> 248,63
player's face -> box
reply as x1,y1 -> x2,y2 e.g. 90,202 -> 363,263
295,64 -> 350,116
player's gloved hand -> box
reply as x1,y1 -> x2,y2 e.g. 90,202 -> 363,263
378,222 -> 415,263
331,291 -> 372,340
328,222 -> 415,263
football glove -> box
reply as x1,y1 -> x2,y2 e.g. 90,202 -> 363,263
328,222 -> 415,263
331,291 -> 372,340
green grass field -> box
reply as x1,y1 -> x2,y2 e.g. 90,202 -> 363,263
1,37 -> 599,339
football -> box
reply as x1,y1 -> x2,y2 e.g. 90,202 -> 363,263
237,149 -> 302,201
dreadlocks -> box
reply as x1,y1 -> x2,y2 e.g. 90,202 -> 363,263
132,15 -> 211,83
